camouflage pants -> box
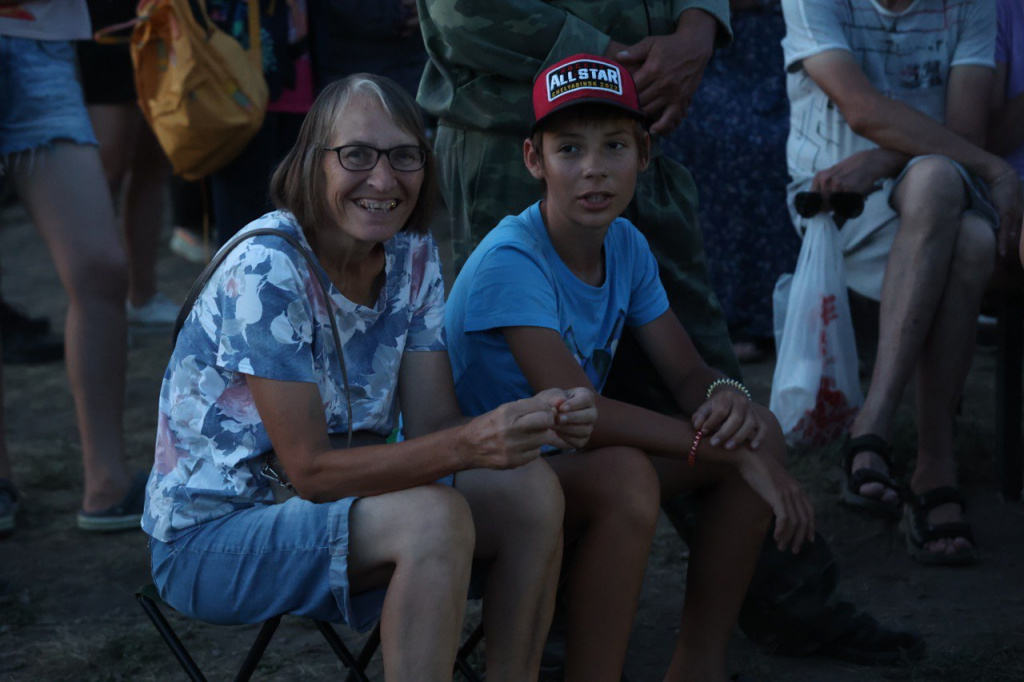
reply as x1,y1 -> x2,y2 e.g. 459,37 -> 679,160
435,124 -> 741,385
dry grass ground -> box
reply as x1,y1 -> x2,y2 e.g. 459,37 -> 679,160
1,198 -> 1023,681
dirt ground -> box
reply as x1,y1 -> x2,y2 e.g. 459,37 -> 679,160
1,196 -> 1023,681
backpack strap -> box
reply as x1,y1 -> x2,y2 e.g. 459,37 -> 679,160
246,0 -> 261,71
173,227 -> 354,447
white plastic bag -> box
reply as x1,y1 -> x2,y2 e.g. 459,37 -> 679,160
770,215 -> 863,446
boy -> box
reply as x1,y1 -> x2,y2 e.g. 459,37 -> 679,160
445,54 -> 815,681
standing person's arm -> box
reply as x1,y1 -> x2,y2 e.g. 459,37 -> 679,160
417,0 -> 614,80
987,0 -> 1024,158
613,0 -> 731,134
988,61 -> 1024,158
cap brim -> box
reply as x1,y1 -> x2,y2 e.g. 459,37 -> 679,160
530,98 -> 647,135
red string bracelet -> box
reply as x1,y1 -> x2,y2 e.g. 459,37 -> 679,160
688,430 -> 703,467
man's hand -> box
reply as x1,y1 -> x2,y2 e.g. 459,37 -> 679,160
986,168 -> 1023,260
612,9 -> 717,136
811,149 -> 908,197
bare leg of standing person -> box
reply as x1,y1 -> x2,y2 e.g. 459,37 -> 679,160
7,142 -> 138,525
88,103 -> 176,327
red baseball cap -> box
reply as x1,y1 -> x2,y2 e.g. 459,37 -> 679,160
531,54 -> 644,133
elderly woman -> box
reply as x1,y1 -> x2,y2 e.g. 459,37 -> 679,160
142,74 -> 596,681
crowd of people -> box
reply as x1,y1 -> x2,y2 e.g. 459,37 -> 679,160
1,0 -> 1022,679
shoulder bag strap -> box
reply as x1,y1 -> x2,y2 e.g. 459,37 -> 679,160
172,227 -> 354,446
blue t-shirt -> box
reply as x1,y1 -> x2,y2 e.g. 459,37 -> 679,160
144,211 -> 447,542
446,202 -> 669,417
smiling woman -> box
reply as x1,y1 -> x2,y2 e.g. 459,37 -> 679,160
141,73 -> 599,681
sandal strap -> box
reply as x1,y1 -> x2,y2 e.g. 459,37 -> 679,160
842,434 -> 895,472
908,486 -> 966,513
916,521 -> 975,545
848,467 -> 901,495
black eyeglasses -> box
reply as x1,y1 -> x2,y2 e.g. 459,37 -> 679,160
324,144 -> 428,172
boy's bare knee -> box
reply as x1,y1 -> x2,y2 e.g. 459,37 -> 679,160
586,447 -> 661,530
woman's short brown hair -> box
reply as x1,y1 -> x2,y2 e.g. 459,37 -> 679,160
270,74 -> 438,249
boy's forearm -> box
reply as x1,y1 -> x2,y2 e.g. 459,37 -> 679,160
587,395 -> 696,457
587,393 -> 744,465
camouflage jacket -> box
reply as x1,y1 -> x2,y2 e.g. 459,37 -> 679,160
416,0 -> 732,134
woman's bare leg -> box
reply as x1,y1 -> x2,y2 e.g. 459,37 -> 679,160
88,103 -> 170,306
347,484 -> 476,682
7,142 -> 131,511
546,446 -> 661,682
456,458 -> 565,682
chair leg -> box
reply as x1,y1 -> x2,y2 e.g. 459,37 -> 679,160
454,622 -> 485,682
136,593 -> 207,682
351,622 -> 381,680
996,289 -> 1024,500
314,620 -> 371,682
234,616 -> 281,682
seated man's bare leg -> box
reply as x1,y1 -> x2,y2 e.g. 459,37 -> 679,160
347,484 -> 476,682
545,446 -> 661,682
7,142 -> 131,512
455,459 -> 564,682
849,157 -> 970,505
911,213 -> 994,555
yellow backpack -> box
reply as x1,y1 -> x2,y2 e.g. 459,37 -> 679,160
130,0 -> 268,180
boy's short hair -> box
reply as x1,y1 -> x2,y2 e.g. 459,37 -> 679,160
531,104 -> 649,162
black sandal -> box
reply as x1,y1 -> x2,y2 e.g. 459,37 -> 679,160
902,486 -> 977,566
839,434 -> 902,519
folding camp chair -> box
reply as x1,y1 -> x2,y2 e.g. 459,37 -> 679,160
136,583 -> 484,681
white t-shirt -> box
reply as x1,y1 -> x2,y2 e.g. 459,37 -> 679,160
781,0 -> 996,183
0,1 -> 91,41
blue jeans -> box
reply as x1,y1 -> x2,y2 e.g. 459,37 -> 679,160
0,37 -> 96,162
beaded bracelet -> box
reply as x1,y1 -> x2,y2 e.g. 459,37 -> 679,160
687,430 -> 703,466
706,377 -> 751,402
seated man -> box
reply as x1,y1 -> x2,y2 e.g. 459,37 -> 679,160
781,0 -> 1022,565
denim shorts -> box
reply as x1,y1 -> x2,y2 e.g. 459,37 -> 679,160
0,36 -> 97,162
150,496 -> 386,631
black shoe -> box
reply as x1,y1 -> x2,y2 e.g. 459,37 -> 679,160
819,609 -> 926,665
0,300 -> 64,365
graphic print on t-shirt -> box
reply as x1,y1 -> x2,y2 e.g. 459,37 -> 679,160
563,312 -> 625,392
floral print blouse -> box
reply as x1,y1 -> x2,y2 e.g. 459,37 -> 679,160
143,212 -> 447,542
